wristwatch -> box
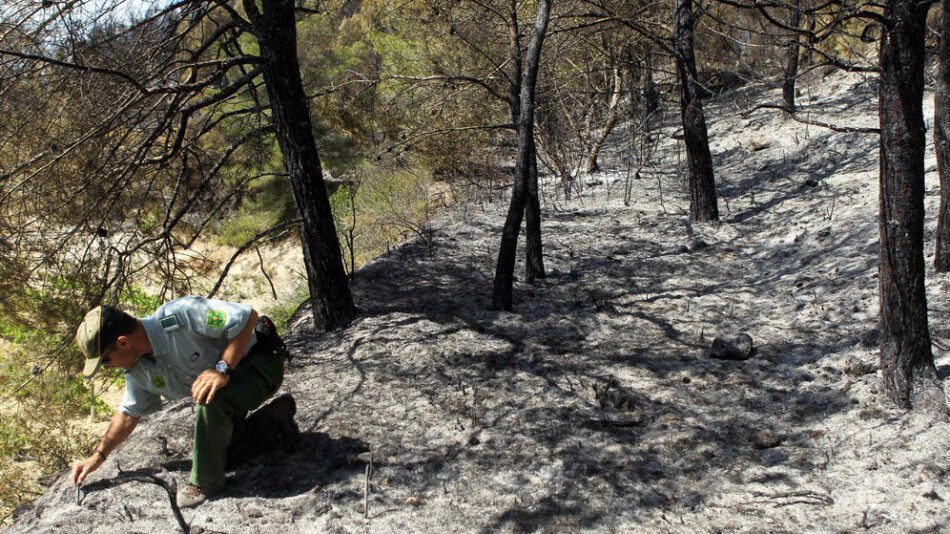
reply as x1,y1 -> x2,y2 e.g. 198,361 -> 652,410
215,360 -> 232,376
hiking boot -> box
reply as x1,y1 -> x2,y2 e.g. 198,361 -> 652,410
177,480 -> 225,508
270,394 -> 300,449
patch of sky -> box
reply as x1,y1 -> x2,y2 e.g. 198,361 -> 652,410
76,0 -> 178,24
0,0 -> 177,28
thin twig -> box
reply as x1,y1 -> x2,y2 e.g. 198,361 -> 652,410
256,245 -> 278,300
0,49 -> 149,94
363,464 -> 370,517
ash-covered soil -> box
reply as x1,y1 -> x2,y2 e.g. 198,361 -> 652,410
7,70 -> 950,534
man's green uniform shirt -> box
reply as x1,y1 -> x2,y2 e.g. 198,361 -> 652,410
118,296 -> 257,417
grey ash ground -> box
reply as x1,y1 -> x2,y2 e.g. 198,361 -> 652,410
7,70 -> 950,533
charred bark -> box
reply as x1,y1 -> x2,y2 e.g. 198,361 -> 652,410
935,0 -> 950,272
623,45 -> 657,125
492,0 -> 550,310
508,2 -> 545,286
673,0 -> 719,222
506,0 -> 523,126
525,134 -> 546,283
782,0 -> 803,112
244,0 -> 355,330
878,0 -> 946,414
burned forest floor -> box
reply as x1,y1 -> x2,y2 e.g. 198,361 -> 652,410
7,70 -> 950,534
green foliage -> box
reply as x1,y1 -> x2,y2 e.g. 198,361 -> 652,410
0,316 -> 62,356
0,406 -> 98,522
212,173 -> 297,248
0,345 -> 107,524
135,209 -> 160,234
331,165 -> 437,274
0,348 -> 114,421
119,287 -> 161,317
0,322 -> 36,347
296,7 -> 375,172
264,282 -> 312,331
60,375 -> 113,416
214,211 -> 285,249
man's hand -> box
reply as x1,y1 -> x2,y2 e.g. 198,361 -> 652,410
191,369 -> 230,404
69,453 -> 104,486
70,411 -> 139,486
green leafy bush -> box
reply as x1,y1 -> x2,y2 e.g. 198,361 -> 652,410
331,166 -> 437,275
0,331 -> 114,525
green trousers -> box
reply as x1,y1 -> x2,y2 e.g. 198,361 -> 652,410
190,345 -> 286,487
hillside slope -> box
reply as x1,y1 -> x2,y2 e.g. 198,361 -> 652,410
7,70 -> 950,534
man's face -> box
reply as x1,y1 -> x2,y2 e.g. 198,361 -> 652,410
102,336 -> 136,370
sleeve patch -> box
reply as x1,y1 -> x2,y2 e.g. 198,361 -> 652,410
206,310 -> 227,328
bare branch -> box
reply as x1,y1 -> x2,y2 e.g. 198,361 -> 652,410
207,218 -> 302,299
748,104 -> 880,134
382,74 -> 509,104
0,48 -> 150,94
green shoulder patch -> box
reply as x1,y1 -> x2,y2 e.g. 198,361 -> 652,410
151,375 -> 166,389
206,310 -> 226,328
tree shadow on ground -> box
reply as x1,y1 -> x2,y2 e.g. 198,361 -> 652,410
227,432 -> 369,499
81,432 -> 369,501
295,227 -> 855,521
718,132 -> 876,227
484,496 -> 602,533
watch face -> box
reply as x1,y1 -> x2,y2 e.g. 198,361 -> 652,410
216,361 -> 229,374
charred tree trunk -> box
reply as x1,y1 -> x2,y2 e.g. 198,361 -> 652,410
519,7 -> 545,284
801,12 -> 816,68
782,0 -> 802,112
244,0 -> 355,330
492,0 -> 550,310
935,0 -> 950,272
525,134 -> 546,283
878,0 -> 946,414
506,0 -> 523,128
673,0 -> 719,222
500,0 -> 544,291
622,45 -> 657,124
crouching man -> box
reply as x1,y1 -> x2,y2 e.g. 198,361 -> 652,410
68,296 -> 290,507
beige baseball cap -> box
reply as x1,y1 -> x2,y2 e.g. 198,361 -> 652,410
76,305 -> 126,378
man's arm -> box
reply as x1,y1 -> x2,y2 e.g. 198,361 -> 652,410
69,410 -> 140,486
190,308 -> 258,404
